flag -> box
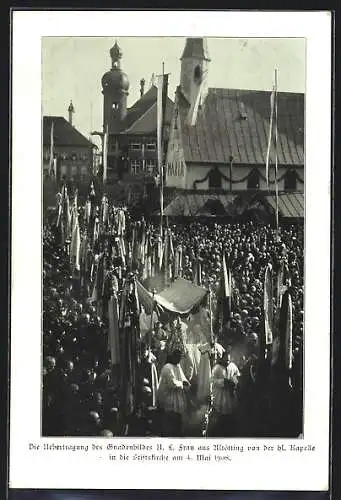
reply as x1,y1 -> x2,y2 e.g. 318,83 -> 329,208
101,195 -> 109,226
161,74 -> 169,147
85,199 -> 91,226
277,289 -> 293,371
62,185 -> 71,242
70,211 -> 81,271
157,73 -> 169,220
222,252 -> 231,297
263,264 -> 274,345
108,294 -> 120,365
197,259 -> 202,286
103,125 -> 109,183
219,252 -> 232,326
276,260 -> 288,311
265,84 -> 275,188
49,121 -> 55,176
163,228 -> 169,286
187,82 -> 203,126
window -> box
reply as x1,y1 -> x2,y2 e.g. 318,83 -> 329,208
80,165 -> 88,183
247,169 -> 260,190
43,149 -> 50,161
61,153 -> 68,161
60,165 -> 68,177
284,169 -> 297,191
130,142 -> 141,151
112,103 -> 119,110
131,160 -> 141,175
194,65 -> 202,84
146,142 -> 156,151
71,165 -> 78,177
208,168 -> 222,189
71,152 -> 77,161
145,159 -> 157,176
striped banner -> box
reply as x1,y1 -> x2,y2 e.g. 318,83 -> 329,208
263,264 -> 274,345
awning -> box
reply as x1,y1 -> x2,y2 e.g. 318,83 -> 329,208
163,193 -> 236,217
137,278 -> 208,315
266,192 -> 304,218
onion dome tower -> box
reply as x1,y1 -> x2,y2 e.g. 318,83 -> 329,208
102,40 -> 130,134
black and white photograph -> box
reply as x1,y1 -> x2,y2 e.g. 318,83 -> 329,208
42,36 -> 305,439
10,10 -> 331,492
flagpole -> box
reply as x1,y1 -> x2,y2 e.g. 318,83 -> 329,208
159,63 -> 165,239
274,67 -> 279,241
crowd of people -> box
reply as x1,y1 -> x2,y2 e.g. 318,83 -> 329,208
42,191 -> 304,438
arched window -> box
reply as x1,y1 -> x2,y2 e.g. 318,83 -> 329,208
247,169 -> 260,190
208,168 -> 222,189
194,65 -> 202,84
284,169 -> 297,191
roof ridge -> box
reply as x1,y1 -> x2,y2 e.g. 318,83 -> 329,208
208,87 -> 305,96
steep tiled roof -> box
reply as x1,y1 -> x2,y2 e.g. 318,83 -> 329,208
43,116 -> 96,148
178,88 -> 304,166
122,85 -> 173,134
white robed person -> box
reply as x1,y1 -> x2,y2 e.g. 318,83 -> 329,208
157,349 -> 191,436
210,351 -> 241,436
197,341 -> 225,404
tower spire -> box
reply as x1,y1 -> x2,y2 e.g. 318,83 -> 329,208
110,40 -> 123,69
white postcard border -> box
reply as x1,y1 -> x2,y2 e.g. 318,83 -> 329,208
10,10 -> 331,491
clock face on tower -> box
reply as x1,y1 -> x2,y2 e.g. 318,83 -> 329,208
194,65 -> 202,84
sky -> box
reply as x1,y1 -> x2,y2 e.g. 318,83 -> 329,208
42,37 -> 306,147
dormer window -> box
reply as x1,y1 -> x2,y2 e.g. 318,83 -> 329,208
194,65 -> 202,84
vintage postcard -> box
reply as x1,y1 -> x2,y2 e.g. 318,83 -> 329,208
10,10 -> 331,491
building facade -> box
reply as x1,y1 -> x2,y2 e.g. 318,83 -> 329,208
96,41 -> 173,205
43,110 -> 97,185
164,38 -> 305,219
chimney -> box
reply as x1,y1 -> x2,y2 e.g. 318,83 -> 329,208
68,100 -> 75,126
140,78 -> 145,97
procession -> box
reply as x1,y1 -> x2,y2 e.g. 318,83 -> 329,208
42,37 -> 305,438
42,188 -> 303,438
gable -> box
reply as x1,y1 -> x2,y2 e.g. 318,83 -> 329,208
122,85 -> 173,134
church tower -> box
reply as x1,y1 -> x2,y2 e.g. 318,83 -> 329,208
180,37 -> 210,106
101,40 -> 130,134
